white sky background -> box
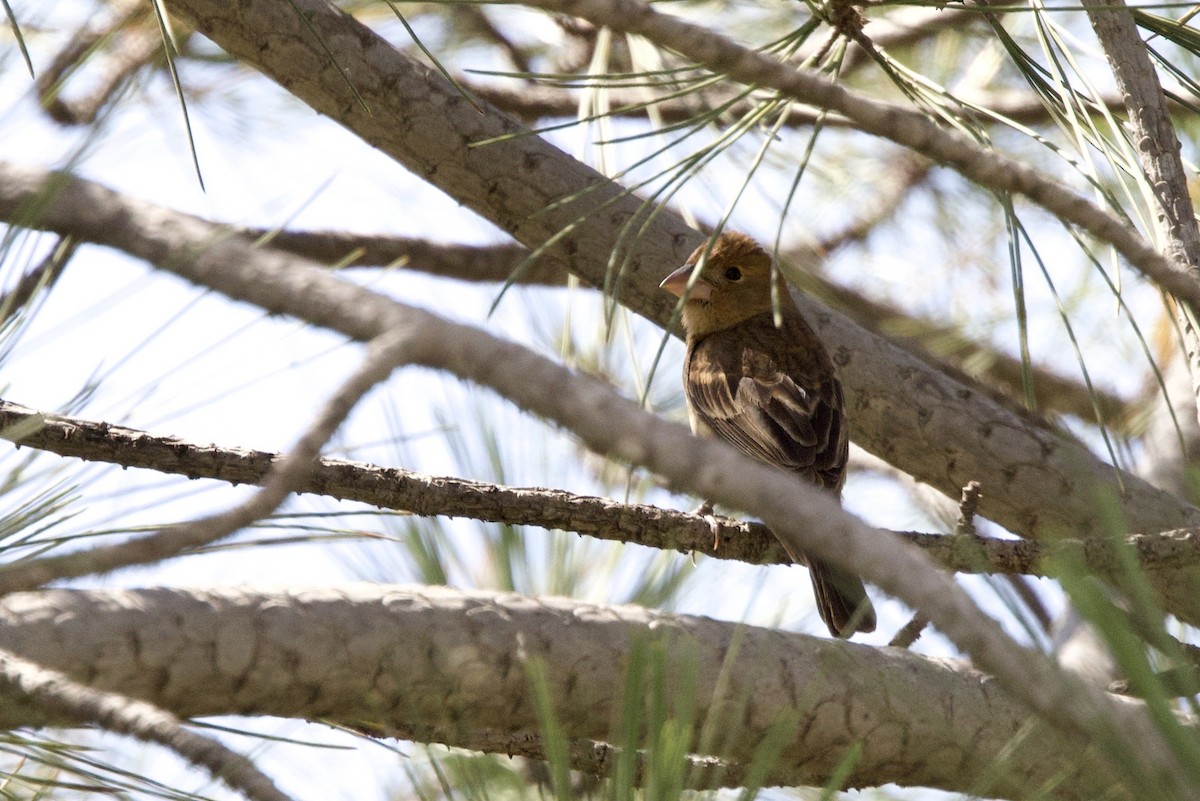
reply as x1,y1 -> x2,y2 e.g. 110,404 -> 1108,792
0,0 -> 1186,798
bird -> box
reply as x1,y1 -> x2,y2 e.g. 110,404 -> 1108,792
660,231 -> 876,638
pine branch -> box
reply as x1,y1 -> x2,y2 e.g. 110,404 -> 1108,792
139,0 -> 1200,548
0,585 -> 1142,800
3,398 -> 1198,579
0,648 -> 295,801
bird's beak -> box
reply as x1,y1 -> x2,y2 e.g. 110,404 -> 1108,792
659,264 -> 712,301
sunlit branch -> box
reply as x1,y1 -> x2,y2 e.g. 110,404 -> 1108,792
4,398 -> 1197,580
0,586 -> 1144,799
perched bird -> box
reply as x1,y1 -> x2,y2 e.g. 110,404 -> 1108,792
660,231 -> 876,638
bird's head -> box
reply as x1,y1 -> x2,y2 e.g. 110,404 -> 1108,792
660,232 -> 781,336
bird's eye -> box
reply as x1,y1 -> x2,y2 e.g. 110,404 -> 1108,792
724,267 -> 742,282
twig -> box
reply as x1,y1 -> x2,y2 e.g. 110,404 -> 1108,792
889,613 -> 929,648
36,0 -> 161,126
955,481 -> 983,536
0,236 -> 76,325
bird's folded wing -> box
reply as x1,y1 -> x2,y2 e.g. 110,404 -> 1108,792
687,359 -> 824,472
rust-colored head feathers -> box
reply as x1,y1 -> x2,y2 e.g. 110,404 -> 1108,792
659,232 -> 788,337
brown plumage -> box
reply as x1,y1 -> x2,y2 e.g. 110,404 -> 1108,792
661,231 -> 875,638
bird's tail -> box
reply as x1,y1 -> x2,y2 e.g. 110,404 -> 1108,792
809,559 -> 876,638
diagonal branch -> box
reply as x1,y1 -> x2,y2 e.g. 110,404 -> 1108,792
148,0 -> 1200,547
0,165 -> 1193,793
0,648 -> 295,801
1082,0 -> 1200,431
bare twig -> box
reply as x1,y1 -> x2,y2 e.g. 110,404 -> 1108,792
1083,0 -> 1200,431
956,481 -> 983,536
0,237 -> 77,325
36,0 -> 163,126
889,614 -> 929,648
454,5 -> 533,73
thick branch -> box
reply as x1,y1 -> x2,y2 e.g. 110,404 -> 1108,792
144,0 -> 1200,545
242,229 -> 572,285
789,263 -> 1130,426
245,227 -> 1129,424
0,586 -> 1138,800
4,398 -> 1199,578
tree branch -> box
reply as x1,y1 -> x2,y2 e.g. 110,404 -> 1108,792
0,586 -> 1141,800
36,0 -> 162,126
1083,0 -> 1200,430
145,0 -> 1200,547
4,398 -> 1199,579
0,648 -> 295,801
466,79 -> 1133,130
247,218 -> 1133,427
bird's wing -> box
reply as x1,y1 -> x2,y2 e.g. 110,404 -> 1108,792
686,329 -> 847,490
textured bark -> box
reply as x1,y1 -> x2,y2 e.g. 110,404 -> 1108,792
1083,0 -> 1200,435
7,398 -> 1200,578
0,586 -> 1137,800
14,0 -> 1200,551
0,650 -> 294,801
